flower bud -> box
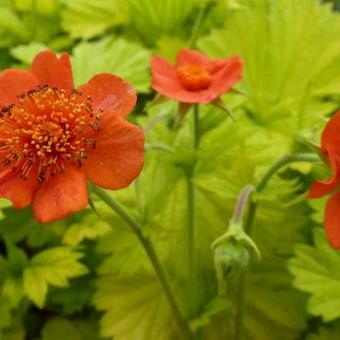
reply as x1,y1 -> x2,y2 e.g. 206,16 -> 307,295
214,240 -> 249,296
212,219 -> 260,296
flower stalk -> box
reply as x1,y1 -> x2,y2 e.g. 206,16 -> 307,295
92,186 -> 193,340
187,104 -> 200,316
212,185 -> 259,297
189,0 -> 216,48
233,153 -> 320,340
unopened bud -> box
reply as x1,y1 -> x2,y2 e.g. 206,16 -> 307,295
214,240 -> 249,296
212,220 -> 260,296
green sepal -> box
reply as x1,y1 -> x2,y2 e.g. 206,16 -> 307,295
212,220 -> 260,296
212,221 -> 260,259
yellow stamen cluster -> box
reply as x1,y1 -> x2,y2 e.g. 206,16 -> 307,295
0,86 -> 100,182
176,64 -> 212,91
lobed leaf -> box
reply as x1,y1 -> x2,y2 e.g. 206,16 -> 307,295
72,37 -> 151,92
61,0 -> 128,39
23,247 -> 88,307
289,228 -> 340,322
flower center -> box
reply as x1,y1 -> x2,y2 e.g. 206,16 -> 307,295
0,86 -> 100,183
176,64 -> 212,91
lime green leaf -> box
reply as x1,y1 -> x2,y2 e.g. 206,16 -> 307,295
199,0 -> 340,132
289,228 -> 340,322
14,0 -> 59,15
22,15 -> 61,44
72,37 -> 151,92
10,42 -> 48,64
62,216 -> 111,246
0,6 -> 27,37
0,6 -> 28,47
126,0 -> 197,43
94,275 -> 176,340
23,247 -> 88,308
155,36 -> 186,62
61,0 -> 128,39
0,2 -> 62,48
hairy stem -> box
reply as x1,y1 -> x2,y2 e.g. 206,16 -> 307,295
93,186 -> 193,340
187,104 -> 200,316
234,153 -> 320,340
231,185 -> 255,224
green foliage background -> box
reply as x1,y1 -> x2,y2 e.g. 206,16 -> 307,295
0,0 -> 340,339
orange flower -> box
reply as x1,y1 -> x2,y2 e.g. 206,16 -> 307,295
0,51 -> 144,223
150,49 -> 244,104
309,111 -> 340,248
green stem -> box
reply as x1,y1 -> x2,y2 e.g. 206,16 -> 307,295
187,104 -> 200,316
193,104 -> 200,149
256,153 -> 320,193
234,153 -> 320,340
93,186 -> 193,340
189,0 -> 215,48
231,185 -> 255,224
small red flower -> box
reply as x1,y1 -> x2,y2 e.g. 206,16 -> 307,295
0,51 -> 144,223
309,111 -> 340,248
150,48 -> 244,104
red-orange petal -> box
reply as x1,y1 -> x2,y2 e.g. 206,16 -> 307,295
309,153 -> 340,198
176,49 -> 213,68
325,192 -> 340,249
77,73 -> 136,118
151,56 -> 210,103
151,55 -> 177,82
83,115 -> 144,190
0,69 -> 39,109
150,55 -> 180,92
32,165 -> 88,223
321,111 -> 340,153
30,50 -> 73,93
0,169 -> 39,209
209,56 -> 244,96
151,55 -> 243,104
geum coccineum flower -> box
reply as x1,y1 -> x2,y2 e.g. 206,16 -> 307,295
309,111 -> 340,248
0,51 -> 144,223
150,48 -> 244,105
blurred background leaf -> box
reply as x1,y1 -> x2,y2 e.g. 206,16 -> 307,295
71,37 -> 151,92
61,0 -> 129,39
199,0 -> 340,133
